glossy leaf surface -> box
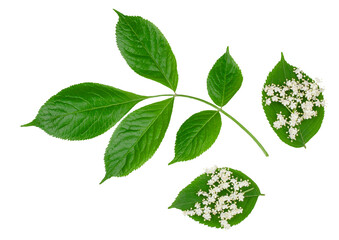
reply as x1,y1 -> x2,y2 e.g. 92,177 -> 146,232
115,10 -> 178,91
23,83 -> 146,140
170,110 -> 221,164
207,47 -> 243,107
102,98 -> 174,182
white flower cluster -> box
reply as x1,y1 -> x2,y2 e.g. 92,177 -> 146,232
263,68 -> 325,141
183,166 -> 251,230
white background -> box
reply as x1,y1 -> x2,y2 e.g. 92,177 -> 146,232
1,0 -> 338,239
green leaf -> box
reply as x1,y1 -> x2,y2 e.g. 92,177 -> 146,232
102,98 -> 174,182
114,10 -> 178,91
169,167 -> 262,229
22,83 -> 146,140
262,53 -> 325,148
170,110 -> 221,165
207,47 -> 243,107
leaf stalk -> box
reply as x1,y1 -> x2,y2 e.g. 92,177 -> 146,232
147,93 -> 269,157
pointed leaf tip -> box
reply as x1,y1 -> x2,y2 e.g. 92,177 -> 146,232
226,46 -> 230,53
168,159 -> 176,165
113,9 -> 124,17
99,176 -> 108,184
281,52 -> 285,61
21,120 -> 36,127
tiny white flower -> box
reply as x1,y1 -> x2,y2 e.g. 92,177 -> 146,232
220,212 -> 232,220
211,175 -> 219,182
239,180 -> 250,188
237,192 -> 245,201
205,165 -> 217,174
208,196 -> 216,203
210,186 -> 221,194
215,203 -> 223,212
203,213 -> 211,221
266,87 -> 274,96
272,96 -> 279,102
207,179 -> 215,186
195,208 -> 203,216
186,210 -> 195,216
281,99 -> 289,106
220,220 -> 231,229
229,193 -> 238,200
203,206 -> 211,214
289,101 -> 297,109
289,127 -> 298,140
294,68 -> 302,74
266,98 -> 271,105
229,204 -> 237,210
273,120 -> 282,129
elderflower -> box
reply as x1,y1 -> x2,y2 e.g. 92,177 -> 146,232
183,167 -> 253,230
263,67 -> 325,141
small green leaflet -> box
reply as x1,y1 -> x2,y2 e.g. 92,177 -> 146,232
101,98 -> 174,182
169,167 -> 262,229
170,110 -> 221,165
114,10 -> 178,91
262,53 -> 325,148
207,47 -> 243,107
22,82 -> 146,140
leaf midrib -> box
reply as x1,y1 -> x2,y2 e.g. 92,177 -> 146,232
120,16 -> 174,90
221,53 -> 229,106
175,111 -> 218,161
47,97 -> 145,119
108,98 -> 173,175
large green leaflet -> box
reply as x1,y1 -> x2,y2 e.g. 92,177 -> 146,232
169,167 -> 262,228
22,82 -> 146,140
170,110 -> 222,165
262,53 -> 324,147
207,47 -> 243,107
115,10 -> 178,91
102,98 -> 174,182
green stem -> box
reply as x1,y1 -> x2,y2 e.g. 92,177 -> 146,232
244,193 -> 265,198
147,93 -> 269,157
242,187 -> 254,194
